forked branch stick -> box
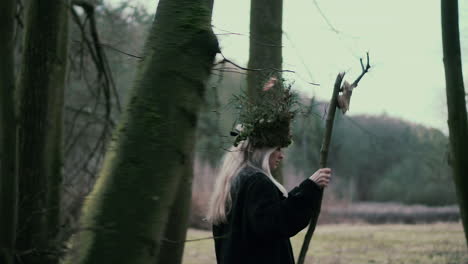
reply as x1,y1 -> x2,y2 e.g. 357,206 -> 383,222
297,53 -> 370,264
297,72 -> 343,264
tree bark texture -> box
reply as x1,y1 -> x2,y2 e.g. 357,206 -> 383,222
247,0 -> 283,100
441,0 -> 468,246
16,0 -> 69,263
247,0 -> 284,182
64,0 -> 218,263
156,164 -> 193,264
0,0 -> 18,263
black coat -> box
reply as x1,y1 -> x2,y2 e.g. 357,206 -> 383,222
213,166 -> 323,264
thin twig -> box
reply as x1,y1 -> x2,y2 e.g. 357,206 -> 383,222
313,0 -> 340,34
161,235 -> 229,244
218,53 -> 294,73
283,32 -> 320,86
100,42 -> 143,59
67,0 -> 120,186
64,104 -> 89,150
71,0 -> 122,114
351,52 -> 371,87
212,25 -> 283,47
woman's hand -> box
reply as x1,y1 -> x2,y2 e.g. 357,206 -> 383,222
309,168 -> 332,188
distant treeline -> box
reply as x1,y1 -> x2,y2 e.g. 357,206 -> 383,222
317,112 -> 455,206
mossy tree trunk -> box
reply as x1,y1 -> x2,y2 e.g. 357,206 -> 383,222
15,1 -> 69,263
0,0 -> 18,263
64,0 -> 218,263
247,0 -> 284,182
441,0 -> 468,246
156,164 -> 194,264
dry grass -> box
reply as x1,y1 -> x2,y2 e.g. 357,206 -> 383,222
182,223 -> 467,264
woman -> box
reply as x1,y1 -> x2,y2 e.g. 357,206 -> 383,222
207,137 -> 332,264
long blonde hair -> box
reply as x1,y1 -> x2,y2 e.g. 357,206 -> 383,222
207,140 -> 288,225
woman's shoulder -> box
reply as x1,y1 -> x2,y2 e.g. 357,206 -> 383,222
237,166 -> 268,183
233,166 -> 268,189
238,165 -> 264,177
233,166 -> 285,201
239,167 -> 278,190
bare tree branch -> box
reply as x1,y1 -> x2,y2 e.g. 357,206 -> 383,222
217,53 -> 294,73
67,0 -> 124,190
70,8 -> 100,75
313,0 -> 340,34
283,32 -> 320,86
65,105 -> 116,127
212,25 -> 283,47
100,42 -> 143,59
351,52 -> 371,88
72,1 -> 120,114
71,0 -> 122,114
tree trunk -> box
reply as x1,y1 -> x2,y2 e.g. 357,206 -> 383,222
156,164 -> 194,264
63,0 -> 218,263
16,1 -> 69,263
247,0 -> 284,182
0,0 -> 18,263
441,0 -> 468,246
247,0 -> 283,99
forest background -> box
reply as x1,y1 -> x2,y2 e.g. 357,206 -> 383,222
0,0 -> 466,263
48,0 -> 462,232
61,0 -> 463,213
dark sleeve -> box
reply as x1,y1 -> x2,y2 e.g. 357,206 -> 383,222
212,225 -> 224,264
245,173 -> 323,238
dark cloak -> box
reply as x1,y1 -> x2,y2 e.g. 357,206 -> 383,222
213,166 -> 323,264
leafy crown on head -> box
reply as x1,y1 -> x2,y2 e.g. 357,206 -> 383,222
230,76 -> 300,148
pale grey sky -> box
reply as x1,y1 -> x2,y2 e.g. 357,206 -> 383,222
108,0 -> 468,134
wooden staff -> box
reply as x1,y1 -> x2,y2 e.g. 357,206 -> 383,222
297,53 -> 371,264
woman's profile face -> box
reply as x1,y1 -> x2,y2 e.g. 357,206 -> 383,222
269,148 -> 284,170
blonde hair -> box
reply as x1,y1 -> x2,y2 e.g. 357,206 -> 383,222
207,140 -> 288,225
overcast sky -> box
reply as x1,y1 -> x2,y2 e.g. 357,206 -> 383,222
108,0 -> 467,134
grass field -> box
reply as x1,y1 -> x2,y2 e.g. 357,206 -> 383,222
182,223 -> 467,264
